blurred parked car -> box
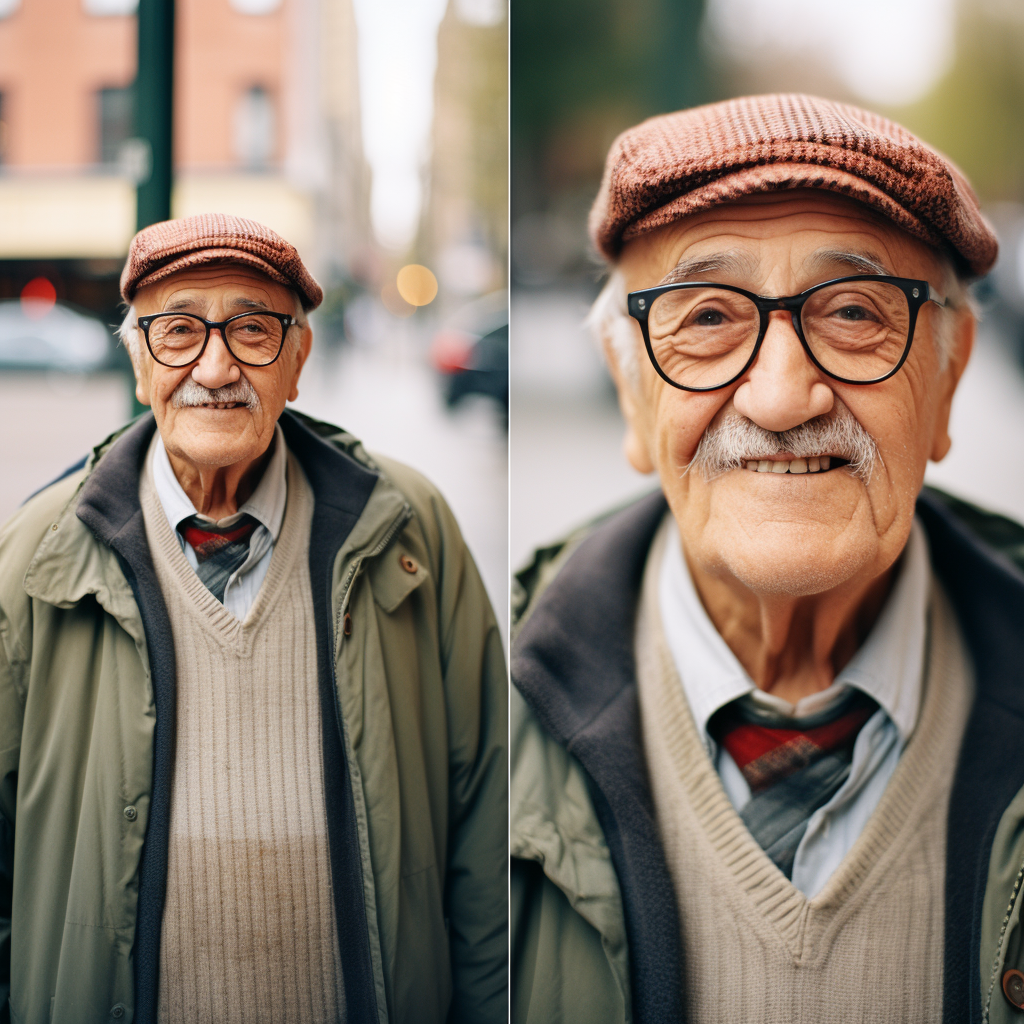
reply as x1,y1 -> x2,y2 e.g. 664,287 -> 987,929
429,290 -> 508,422
0,299 -> 112,372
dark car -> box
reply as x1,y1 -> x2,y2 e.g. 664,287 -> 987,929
429,291 -> 508,423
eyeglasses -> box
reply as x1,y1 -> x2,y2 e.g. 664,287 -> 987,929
137,310 -> 296,368
626,275 -> 947,392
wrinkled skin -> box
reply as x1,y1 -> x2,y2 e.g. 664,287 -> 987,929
608,191 -> 975,701
133,265 -> 312,519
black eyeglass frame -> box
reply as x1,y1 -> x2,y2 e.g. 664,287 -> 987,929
626,275 -> 947,392
137,310 -> 296,368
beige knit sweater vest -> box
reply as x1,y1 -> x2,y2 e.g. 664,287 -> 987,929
636,518 -> 973,1024
140,447 -> 345,1024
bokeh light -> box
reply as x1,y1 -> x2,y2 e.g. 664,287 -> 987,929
20,277 -> 57,320
396,264 -> 438,306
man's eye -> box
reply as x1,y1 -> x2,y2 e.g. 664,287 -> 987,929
696,309 -> 726,326
836,305 -> 870,321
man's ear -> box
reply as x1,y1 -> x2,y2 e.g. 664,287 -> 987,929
603,337 -> 655,474
288,325 -> 314,403
930,310 -> 974,463
133,348 -> 152,407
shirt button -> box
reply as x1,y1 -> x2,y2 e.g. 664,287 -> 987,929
123,806 -> 137,822
1003,968 -> 1024,1008
399,555 -> 418,574
111,1005 -> 126,1019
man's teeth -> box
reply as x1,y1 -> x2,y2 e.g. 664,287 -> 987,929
745,456 -> 832,474
202,402 -> 240,409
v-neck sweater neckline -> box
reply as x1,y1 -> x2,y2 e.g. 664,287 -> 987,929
140,446 -> 312,655
635,516 -> 972,965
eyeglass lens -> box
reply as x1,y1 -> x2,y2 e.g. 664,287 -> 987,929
647,281 -> 912,388
147,313 -> 285,367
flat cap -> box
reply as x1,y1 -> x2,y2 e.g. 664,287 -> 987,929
590,93 -> 998,278
121,212 -> 323,310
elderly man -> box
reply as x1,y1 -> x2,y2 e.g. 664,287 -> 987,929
511,95 -> 1024,1024
0,214 -> 507,1024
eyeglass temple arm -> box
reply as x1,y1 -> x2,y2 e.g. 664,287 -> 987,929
927,284 -> 948,307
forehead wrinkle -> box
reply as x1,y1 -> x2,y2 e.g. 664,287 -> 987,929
660,249 -> 760,286
806,247 -> 892,278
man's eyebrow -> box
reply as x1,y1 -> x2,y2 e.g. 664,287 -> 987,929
229,297 -> 271,311
163,298 -> 202,312
660,251 -> 759,285
806,248 -> 892,277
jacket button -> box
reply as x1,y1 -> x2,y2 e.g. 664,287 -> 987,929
399,555 -> 417,574
1003,968 -> 1024,1009
111,1006 -> 126,1020
123,806 -> 137,822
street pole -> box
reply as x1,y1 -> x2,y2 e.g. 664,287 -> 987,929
135,0 -> 174,230
128,0 -> 174,416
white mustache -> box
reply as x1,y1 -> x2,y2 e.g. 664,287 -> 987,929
687,404 -> 879,483
171,376 -> 260,411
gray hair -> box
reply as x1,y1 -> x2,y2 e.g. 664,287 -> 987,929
119,291 -> 309,367
587,260 -> 974,389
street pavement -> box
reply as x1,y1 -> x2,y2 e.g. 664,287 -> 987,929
510,287 -> 1024,570
0,336 -> 509,640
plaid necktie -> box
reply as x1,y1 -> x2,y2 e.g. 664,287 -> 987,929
179,514 -> 260,602
709,688 -> 878,878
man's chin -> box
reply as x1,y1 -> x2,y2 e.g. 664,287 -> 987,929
688,473 -> 882,596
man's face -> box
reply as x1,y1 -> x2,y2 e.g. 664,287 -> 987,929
133,265 -> 312,472
614,191 -> 974,598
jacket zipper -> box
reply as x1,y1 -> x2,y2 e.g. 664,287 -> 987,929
983,854 -> 1024,1022
325,502 -> 411,1024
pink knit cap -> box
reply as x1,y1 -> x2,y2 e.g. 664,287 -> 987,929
120,213 -> 323,310
589,94 -> 998,277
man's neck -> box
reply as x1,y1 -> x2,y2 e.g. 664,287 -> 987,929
167,446 -> 273,520
686,553 -> 896,704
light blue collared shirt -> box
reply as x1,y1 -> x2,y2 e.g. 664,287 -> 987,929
149,424 -> 288,621
658,517 -> 930,898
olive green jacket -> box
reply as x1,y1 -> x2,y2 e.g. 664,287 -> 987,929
510,488 -> 1024,1024
0,410 -> 507,1024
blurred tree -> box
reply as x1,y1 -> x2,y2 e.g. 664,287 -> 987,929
891,3 -> 1024,204
511,0 -> 709,280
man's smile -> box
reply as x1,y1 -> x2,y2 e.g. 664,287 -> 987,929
741,456 -> 847,474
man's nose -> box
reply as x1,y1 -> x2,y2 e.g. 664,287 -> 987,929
731,310 -> 834,432
191,328 -> 241,389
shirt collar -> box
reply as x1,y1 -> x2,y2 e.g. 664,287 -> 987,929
658,515 -> 930,745
150,422 -> 288,541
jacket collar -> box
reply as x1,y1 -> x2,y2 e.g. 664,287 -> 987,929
22,409 -> 410,616
512,489 -> 683,1024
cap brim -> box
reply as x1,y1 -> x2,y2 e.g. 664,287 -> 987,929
618,164 -> 951,264
129,248 -> 303,302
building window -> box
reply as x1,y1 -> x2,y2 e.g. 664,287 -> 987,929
83,0 -> 138,13
98,86 -> 134,166
233,86 -> 275,169
229,0 -> 281,13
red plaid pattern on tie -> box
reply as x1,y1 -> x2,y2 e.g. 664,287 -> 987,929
710,693 -> 877,794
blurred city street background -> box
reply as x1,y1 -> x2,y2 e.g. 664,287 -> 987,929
511,0 -> 1024,572
0,0 -> 508,636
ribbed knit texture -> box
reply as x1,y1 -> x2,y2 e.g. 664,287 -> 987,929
140,448 -> 345,1024
636,519 -> 973,1023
